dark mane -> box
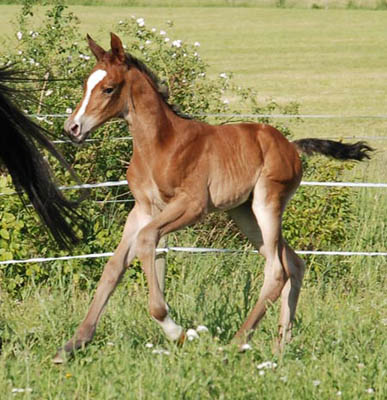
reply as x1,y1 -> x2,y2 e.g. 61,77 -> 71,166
125,53 -> 192,120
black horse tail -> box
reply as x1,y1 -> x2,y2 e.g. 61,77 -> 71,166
292,138 -> 374,161
0,65 -> 84,248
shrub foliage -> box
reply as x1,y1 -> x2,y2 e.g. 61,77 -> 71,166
0,0 -> 356,293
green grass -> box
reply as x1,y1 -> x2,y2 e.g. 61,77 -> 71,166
0,5 -> 386,399
1,253 -> 386,399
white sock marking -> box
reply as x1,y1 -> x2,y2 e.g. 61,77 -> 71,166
74,69 -> 107,123
155,314 -> 183,341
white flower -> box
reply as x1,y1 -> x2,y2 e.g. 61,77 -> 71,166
152,349 -> 170,355
337,391 -> 342,396
194,52 -> 198,57
219,72 -> 228,79
223,99 -> 230,104
366,388 -> 374,394
11,388 -> 32,393
259,370 -> 265,376
66,108 -> 72,114
172,40 -> 182,48
196,325 -> 209,333
194,41 -> 200,47
145,343 -> 153,348
107,342 -> 114,346
312,380 -> 321,387
257,361 -> 277,369
160,30 -> 166,36
240,343 -> 252,351
118,20 -> 123,25
45,89 -> 53,97
16,31 -> 22,40
187,329 -> 199,341
145,40 -> 152,45
18,50 -> 23,55
164,38 -> 170,43
136,17 -> 145,27
151,28 -> 156,32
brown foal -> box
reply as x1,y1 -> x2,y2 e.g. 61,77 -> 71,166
54,33 -> 372,363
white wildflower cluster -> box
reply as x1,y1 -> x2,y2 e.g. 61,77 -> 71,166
16,31 -> 23,40
240,343 -> 252,351
12,388 -> 32,394
219,72 -> 228,79
79,54 -> 90,61
29,31 -> 39,39
256,361 -> 277,376
152,349 -> 170,356
136,17 -> 145,27
187,325 -> 209,341
172,40 -> 182,48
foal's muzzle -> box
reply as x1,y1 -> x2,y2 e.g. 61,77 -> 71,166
64,117 -> 89,144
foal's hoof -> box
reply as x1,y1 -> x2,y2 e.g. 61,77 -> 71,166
52,349 -> 67,365
177,330 -> 186,346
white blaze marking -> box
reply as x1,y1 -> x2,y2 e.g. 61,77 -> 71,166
74,69 -> 107,123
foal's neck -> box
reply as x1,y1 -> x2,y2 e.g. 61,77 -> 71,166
125,68 -> 175,148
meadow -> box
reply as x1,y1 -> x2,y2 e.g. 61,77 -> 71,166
0,4 -> 386,399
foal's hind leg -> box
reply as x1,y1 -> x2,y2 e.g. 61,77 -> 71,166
275,242 -> 305,352
227,201 -> 264,253
233,182 -> 289,345
53,204 -> 151,363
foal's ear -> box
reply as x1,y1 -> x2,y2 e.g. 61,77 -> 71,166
87,34 -> 106,61
110,32 -> 125,63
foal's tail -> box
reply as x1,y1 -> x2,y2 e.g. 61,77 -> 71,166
292,138 -> 373,161
0,65 -> 84,248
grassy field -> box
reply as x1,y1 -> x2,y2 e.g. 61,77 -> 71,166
0,5 -> 386,399
1,1 -> 387,10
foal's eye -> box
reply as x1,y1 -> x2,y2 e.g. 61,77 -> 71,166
103,87 -> 114,94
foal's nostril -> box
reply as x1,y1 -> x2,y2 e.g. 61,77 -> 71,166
70,123 -> 80,135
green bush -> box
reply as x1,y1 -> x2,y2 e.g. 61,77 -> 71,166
0,0 -> 356,293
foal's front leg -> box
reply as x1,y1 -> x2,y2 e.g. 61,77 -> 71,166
135,196 -> 204,342
53,204 -> 151,364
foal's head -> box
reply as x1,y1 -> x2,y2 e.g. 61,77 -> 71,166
65,33 -> 128,143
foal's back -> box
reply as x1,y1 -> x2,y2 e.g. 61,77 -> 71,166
172,120 -> 303,211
